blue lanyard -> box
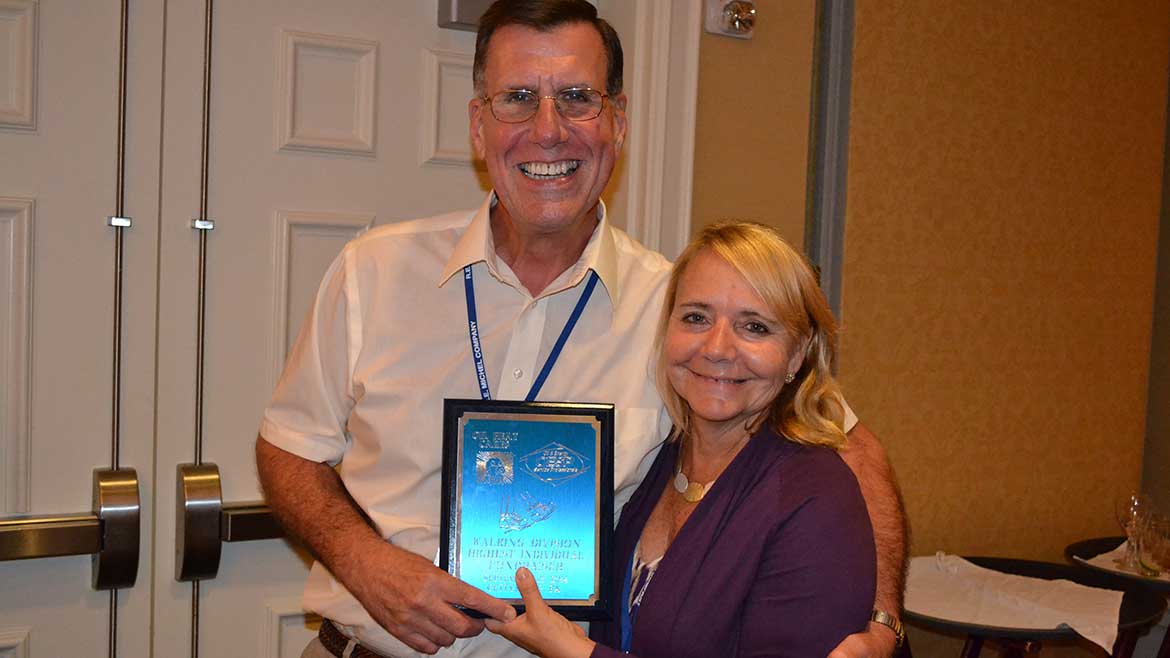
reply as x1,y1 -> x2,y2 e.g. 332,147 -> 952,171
462,265 -> 600,401
620,550 -> 636,652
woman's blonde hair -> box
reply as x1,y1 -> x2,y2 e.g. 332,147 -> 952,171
655,222 -> 847,448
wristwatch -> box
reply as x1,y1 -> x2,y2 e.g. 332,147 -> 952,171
870,609 -> 905,648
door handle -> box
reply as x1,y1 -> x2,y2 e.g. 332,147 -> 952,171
175,463 -> 222,581
0,468 -> 140,590
175,462 -> 285,581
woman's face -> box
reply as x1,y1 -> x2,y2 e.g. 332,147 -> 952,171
664,249 -> 803,440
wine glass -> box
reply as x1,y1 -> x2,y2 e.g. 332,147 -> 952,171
1114,492 -> 1152,572
1138,512 -> 1170,576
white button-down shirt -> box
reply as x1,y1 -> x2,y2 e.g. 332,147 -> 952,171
261,194 -> 674,657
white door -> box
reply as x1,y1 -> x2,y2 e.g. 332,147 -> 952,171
153,2 -> 487,655
0,2 -> 696,657
0,0 -> 162,656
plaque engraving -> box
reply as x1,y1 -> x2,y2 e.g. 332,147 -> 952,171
441,399 -> 615,621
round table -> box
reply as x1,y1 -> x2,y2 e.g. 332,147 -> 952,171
904,556 -> 1166,658
1065,537 -> 1170,658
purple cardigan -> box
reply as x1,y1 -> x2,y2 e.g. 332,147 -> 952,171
589,427 -> 876,658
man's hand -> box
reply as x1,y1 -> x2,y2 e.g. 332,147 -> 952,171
826,623 -> 897,658
337,537 -> 517,654
255,437 -> 514,654
484,568 -> 596,658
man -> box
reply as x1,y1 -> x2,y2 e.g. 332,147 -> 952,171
257,2 -> 906,657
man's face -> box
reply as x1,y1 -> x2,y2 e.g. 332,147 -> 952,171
469,22 -> 627,237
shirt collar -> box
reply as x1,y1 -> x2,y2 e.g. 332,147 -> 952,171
439,192 -> 621,307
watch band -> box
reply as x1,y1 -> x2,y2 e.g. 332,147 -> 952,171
870,609 -> 905,648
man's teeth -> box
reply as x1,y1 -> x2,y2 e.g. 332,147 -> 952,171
519,160 -> 580,179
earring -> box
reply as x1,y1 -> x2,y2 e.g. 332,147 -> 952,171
784,373 -> 795,383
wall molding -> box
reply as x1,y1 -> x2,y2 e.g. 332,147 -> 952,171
264,597 -> 320,658
276,29 -> 378,156
419,49 -> 475,167
1142,23 -> 1170,508
0,0 -> 37,130
620,0 -> 700,258
270,210 -> 373,390
805,0 -> 854,319
0,197 -> 33,514
0,625 -> 31,658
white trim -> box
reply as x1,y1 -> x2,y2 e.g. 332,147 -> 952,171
666,1 -> 702,259
620,0 -> 668,252
618,0 -> 700,259
0,197 -> 32,514
270,210 -> 373,391
276,29 -> 378,156
418,48 -> 475,167
0,0 -> 37,130
264,597 -> 320,658
0,625 -> 30,658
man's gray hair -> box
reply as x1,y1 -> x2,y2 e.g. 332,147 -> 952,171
473,0 -> 624,96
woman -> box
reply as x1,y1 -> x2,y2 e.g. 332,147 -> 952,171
487,222 -> 876,658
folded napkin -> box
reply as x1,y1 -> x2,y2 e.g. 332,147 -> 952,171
906,553 -> 1124,652
1078,542 -> 1170,583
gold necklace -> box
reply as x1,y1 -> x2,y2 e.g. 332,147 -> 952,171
673,429 -> 752,503
672,466 -> 714,503
673,439 -> 715,503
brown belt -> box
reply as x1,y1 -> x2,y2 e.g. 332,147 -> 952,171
319,620 -> 395,658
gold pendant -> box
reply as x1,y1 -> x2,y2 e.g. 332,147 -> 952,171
683,482 -> 706,503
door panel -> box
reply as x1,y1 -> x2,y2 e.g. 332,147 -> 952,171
154,2 -> 484,655
1,2 -> 694,656
0,0 -> 163,656
8,0 -> 119,513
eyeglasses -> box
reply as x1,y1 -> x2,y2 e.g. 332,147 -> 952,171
480,87 -> 609,124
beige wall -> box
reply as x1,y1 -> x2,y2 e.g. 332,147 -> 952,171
690,0 -> 816,245
842,1 -> 1170,653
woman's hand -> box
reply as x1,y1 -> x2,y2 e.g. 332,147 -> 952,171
484,567 -> 597,658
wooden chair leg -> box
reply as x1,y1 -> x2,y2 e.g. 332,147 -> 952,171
1155,625 -> 1170,658
1113,630 -> 1139,658
959,636 -> 983,658
1000,640 -> 1041,657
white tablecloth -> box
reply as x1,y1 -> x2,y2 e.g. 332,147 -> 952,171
906,553 -> 1124,652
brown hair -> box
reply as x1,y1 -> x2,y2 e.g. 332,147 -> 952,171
655,222 -> 848,448
473,0 -> 624,95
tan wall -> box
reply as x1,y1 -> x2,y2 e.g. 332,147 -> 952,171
842,1 -> 1170,653
690,0 -> 815,245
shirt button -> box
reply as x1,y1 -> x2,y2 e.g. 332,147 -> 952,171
513,368 -> 524,379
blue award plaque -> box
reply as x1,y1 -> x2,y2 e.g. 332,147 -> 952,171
441,399 -> 615,621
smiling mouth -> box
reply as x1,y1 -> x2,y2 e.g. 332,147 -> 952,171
518,160 -> 581,180
693,372 -> 747,385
